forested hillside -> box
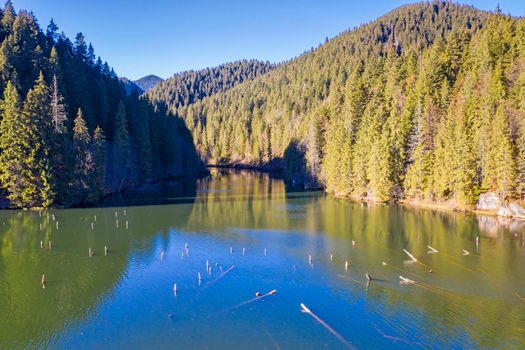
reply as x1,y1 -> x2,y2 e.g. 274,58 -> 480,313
0,1 -> 202,208
172,2 -> 525,208
146,60 -> 275,111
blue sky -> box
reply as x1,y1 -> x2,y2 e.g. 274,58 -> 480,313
13,0 -> 525,80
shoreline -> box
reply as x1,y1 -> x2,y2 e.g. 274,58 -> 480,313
211,165 -> 525,222
0,168 -> 210,211
332,193 -> 525,221
3,164 -> 523,223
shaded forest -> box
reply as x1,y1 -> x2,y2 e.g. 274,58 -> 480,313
0,1 -> 203,208
151,2 -> 525,208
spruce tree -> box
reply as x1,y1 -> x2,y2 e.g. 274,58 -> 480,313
46,19 -> 59,42
490,106 -> 516,199
72,108 -> 93,202
90,125 -> 106,201
452,112 -> 478,207
2,1 -> 16,33
49,47 -> 60,79
0,81 -> 25,206
1,73 -> 57,207
113,101 -> 129,190
516,123 -> 525,201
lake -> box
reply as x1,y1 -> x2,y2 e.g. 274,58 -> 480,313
0,169 -> 524,349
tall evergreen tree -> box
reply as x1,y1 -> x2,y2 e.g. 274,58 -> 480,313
0,81 -> 26,206
112,100 -> 129,191
90,125 -> 106,201
72,108 -> 93,202
24,73 -> 56,207
486,106 -> 516,199
1,1 -> 16,33
0,73 -> 57,207
46,18 -> 59,42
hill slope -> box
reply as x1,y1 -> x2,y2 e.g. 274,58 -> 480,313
175,2 -> 525,207
146,60 -> 275,110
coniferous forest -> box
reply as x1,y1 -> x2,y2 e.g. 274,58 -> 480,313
0,1 -> 203,208
1,1 -> 524,212
146,60 -> 275,111
147,2 -> 525,210
3,2 -> 525,349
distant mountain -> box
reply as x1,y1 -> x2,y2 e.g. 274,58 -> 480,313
134,75 -> 164,92
145,60 -> 275,110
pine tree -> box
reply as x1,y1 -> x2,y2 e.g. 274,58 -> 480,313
26,73 -> 56,207
432,115 -> 455,199
2,1 -> 16,33
74,32 -> 87,62
322,118 -> 346,194
452,111 -> 478,207
489,106 -> 516,199
113,101 -> 129,190
0,81 -> 25,206
46,18 -> 59,42
72,108 -> 93,202
368,128 -> 394,201
49,47 -> 60,79
516,123 -> 525,201
305,121 -> 322,187
90,126 -> 106,201
0,73 -> 57,207
404,144 -> 432,199
351,125 -> 370,197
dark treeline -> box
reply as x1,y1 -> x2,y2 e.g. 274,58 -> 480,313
0,1 -> 202,208
167,2 -> 524,208
146,60 -> 275,111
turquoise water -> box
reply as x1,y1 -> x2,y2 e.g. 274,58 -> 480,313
0,169 -> 524,349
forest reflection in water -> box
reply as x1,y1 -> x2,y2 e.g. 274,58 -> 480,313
0,169 -> 524,349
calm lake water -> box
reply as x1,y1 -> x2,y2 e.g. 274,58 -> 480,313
1,169 -> 524,349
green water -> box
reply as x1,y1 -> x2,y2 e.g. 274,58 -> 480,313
0,169 -> 524,349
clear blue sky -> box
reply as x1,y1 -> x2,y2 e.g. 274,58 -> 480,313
13,0 -> 525,80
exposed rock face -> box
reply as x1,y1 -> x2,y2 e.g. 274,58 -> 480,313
498,203 -> 525,218
477,192 -> 525,219
477,192 -> 502,210
498,206 -> 514,217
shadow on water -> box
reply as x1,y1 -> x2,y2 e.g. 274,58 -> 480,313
95,176 -> 199,207
96,168 -> 311,208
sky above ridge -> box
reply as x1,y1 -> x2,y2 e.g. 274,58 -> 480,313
13,0 -> 525,80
